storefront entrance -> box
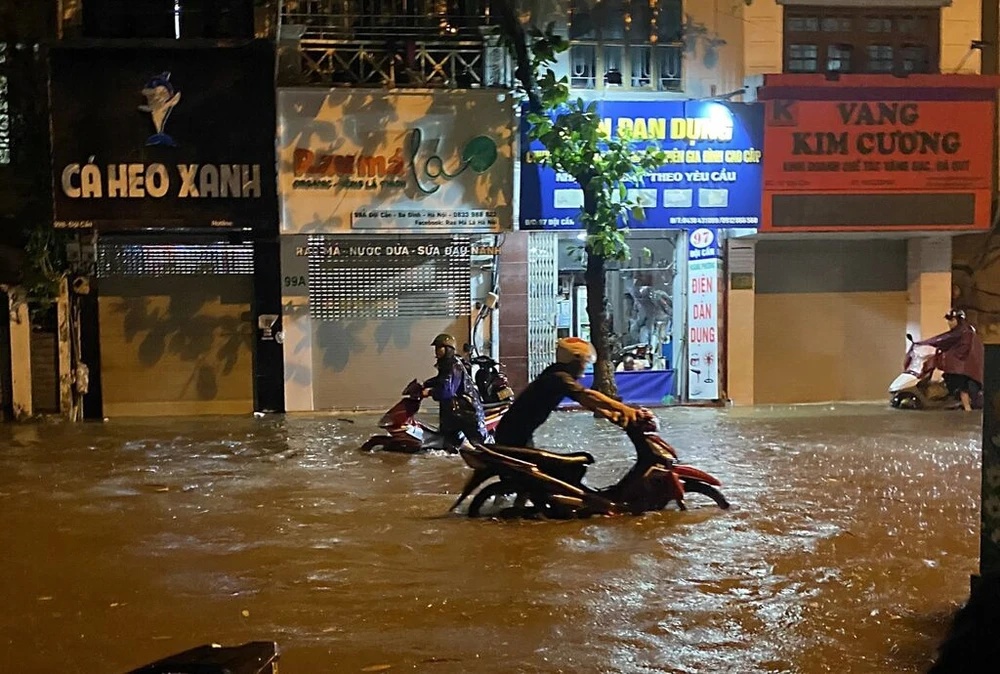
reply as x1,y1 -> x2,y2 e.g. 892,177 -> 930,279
96,238 -> 255,417
281,233 -> 499,411
528,230 -> 685,405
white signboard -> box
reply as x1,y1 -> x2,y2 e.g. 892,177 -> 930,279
687,228 -> 722,400
278,89 -> 516,234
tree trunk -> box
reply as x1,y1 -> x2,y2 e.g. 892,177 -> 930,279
585,249 -> 617,398
582,189 -> 618,398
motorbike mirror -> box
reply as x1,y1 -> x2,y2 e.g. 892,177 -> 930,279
906,333 -> 914,343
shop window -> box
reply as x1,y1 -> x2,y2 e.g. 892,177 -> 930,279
556,232 -> 680,373
783,6 -> 939,74
568,0 -> 683,92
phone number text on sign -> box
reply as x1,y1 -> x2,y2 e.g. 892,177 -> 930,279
352,209 -> 500,231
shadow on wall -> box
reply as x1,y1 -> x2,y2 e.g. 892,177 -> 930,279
312,318 -> 418,373
953,231 -> 1000,341
103,277 -> 252,401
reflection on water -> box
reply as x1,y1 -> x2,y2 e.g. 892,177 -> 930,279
0,406 -> 981,673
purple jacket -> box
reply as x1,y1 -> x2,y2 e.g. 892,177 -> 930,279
919,323 -> 984,385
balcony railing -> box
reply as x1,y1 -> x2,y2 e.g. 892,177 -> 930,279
292,36 -> 501,87
279,0 -> 506,87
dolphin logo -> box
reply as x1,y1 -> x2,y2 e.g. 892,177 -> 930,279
138,72 -> 181,147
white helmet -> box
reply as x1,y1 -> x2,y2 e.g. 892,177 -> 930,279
557,337 -> 597,366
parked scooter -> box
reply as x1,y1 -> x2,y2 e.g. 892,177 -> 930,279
466,291 -> 515,404
470,354 -> 514,404
127,641 -> 278,674
361,378 -> 511,454
450,410 -> 729,518
613,343 -> 653,371
890,333 -> 982,410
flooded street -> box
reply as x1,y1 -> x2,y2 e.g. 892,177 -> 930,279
0,405 -> 982,673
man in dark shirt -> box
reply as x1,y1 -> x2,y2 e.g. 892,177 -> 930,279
494,337 -> 643,447
423,333 -> 489,444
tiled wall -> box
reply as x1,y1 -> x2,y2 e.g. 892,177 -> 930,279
498,231 -> 529,393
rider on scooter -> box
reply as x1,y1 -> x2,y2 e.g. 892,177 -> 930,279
918,309 -> 984,412
423,333 -> 490,445
493,337 -> 647,447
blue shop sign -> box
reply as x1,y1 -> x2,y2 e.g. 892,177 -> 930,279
520,100 -> 764,230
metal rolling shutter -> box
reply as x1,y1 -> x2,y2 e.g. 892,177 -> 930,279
95,236 -> 255,417
306,234 -> 473,410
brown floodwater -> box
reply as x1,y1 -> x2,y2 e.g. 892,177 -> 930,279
0,405 -> 983,673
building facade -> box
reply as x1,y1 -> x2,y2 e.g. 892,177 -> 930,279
39,0 -> 284,419
276,2 -> 517,410
0,0 -> 60,419
728,0 -> 997,404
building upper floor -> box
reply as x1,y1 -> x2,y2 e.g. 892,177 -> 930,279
745,0 -> 987,78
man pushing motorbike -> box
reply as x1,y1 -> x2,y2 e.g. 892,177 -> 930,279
918,309 -> 984,412
493,337 -> 647,447
423,333 -> 490,446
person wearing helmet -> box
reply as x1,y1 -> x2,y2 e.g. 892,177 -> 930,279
918,309 -> 984,411
422,333 -> 489,445
493,337 -> 646,447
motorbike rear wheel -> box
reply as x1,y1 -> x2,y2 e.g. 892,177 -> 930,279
468,482 -> 523,517
466,482 -> 553,518
682,479 -> 730,509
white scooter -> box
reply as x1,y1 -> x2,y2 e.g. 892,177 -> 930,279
889,334 -> 955,410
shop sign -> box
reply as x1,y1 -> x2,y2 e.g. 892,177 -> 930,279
49,43 -> 277,232
762,98 -> 994,231
278,90 -> 516,234
687,228 -> 721,401
312,241 -> 473,258
520,100 -> 764,230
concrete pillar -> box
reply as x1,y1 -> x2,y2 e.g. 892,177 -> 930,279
8,288 -> 32,419
726,238 -> 756,405
906,236 -> 953,342
279,236 -> 313,412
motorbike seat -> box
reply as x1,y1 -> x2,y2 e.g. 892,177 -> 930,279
489,444 -> 595,467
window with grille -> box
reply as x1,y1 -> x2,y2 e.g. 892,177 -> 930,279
783,6 -> 939,75
307,235 -> 472,320
568,0 -> 683,92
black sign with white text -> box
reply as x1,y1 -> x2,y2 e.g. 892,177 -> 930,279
49,41 -> 277,232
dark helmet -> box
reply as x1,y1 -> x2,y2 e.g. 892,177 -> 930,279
945,309 -> 967,322
431,333 -> 457,349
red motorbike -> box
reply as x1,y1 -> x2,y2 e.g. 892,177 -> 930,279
450,411 -> 729,518
361,379 -> 510,454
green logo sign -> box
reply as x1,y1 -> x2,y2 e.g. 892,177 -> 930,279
408,128 -> 499,195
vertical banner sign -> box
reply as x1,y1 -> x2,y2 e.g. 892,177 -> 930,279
687,228 -> 721,400
521,100 -> 764,230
